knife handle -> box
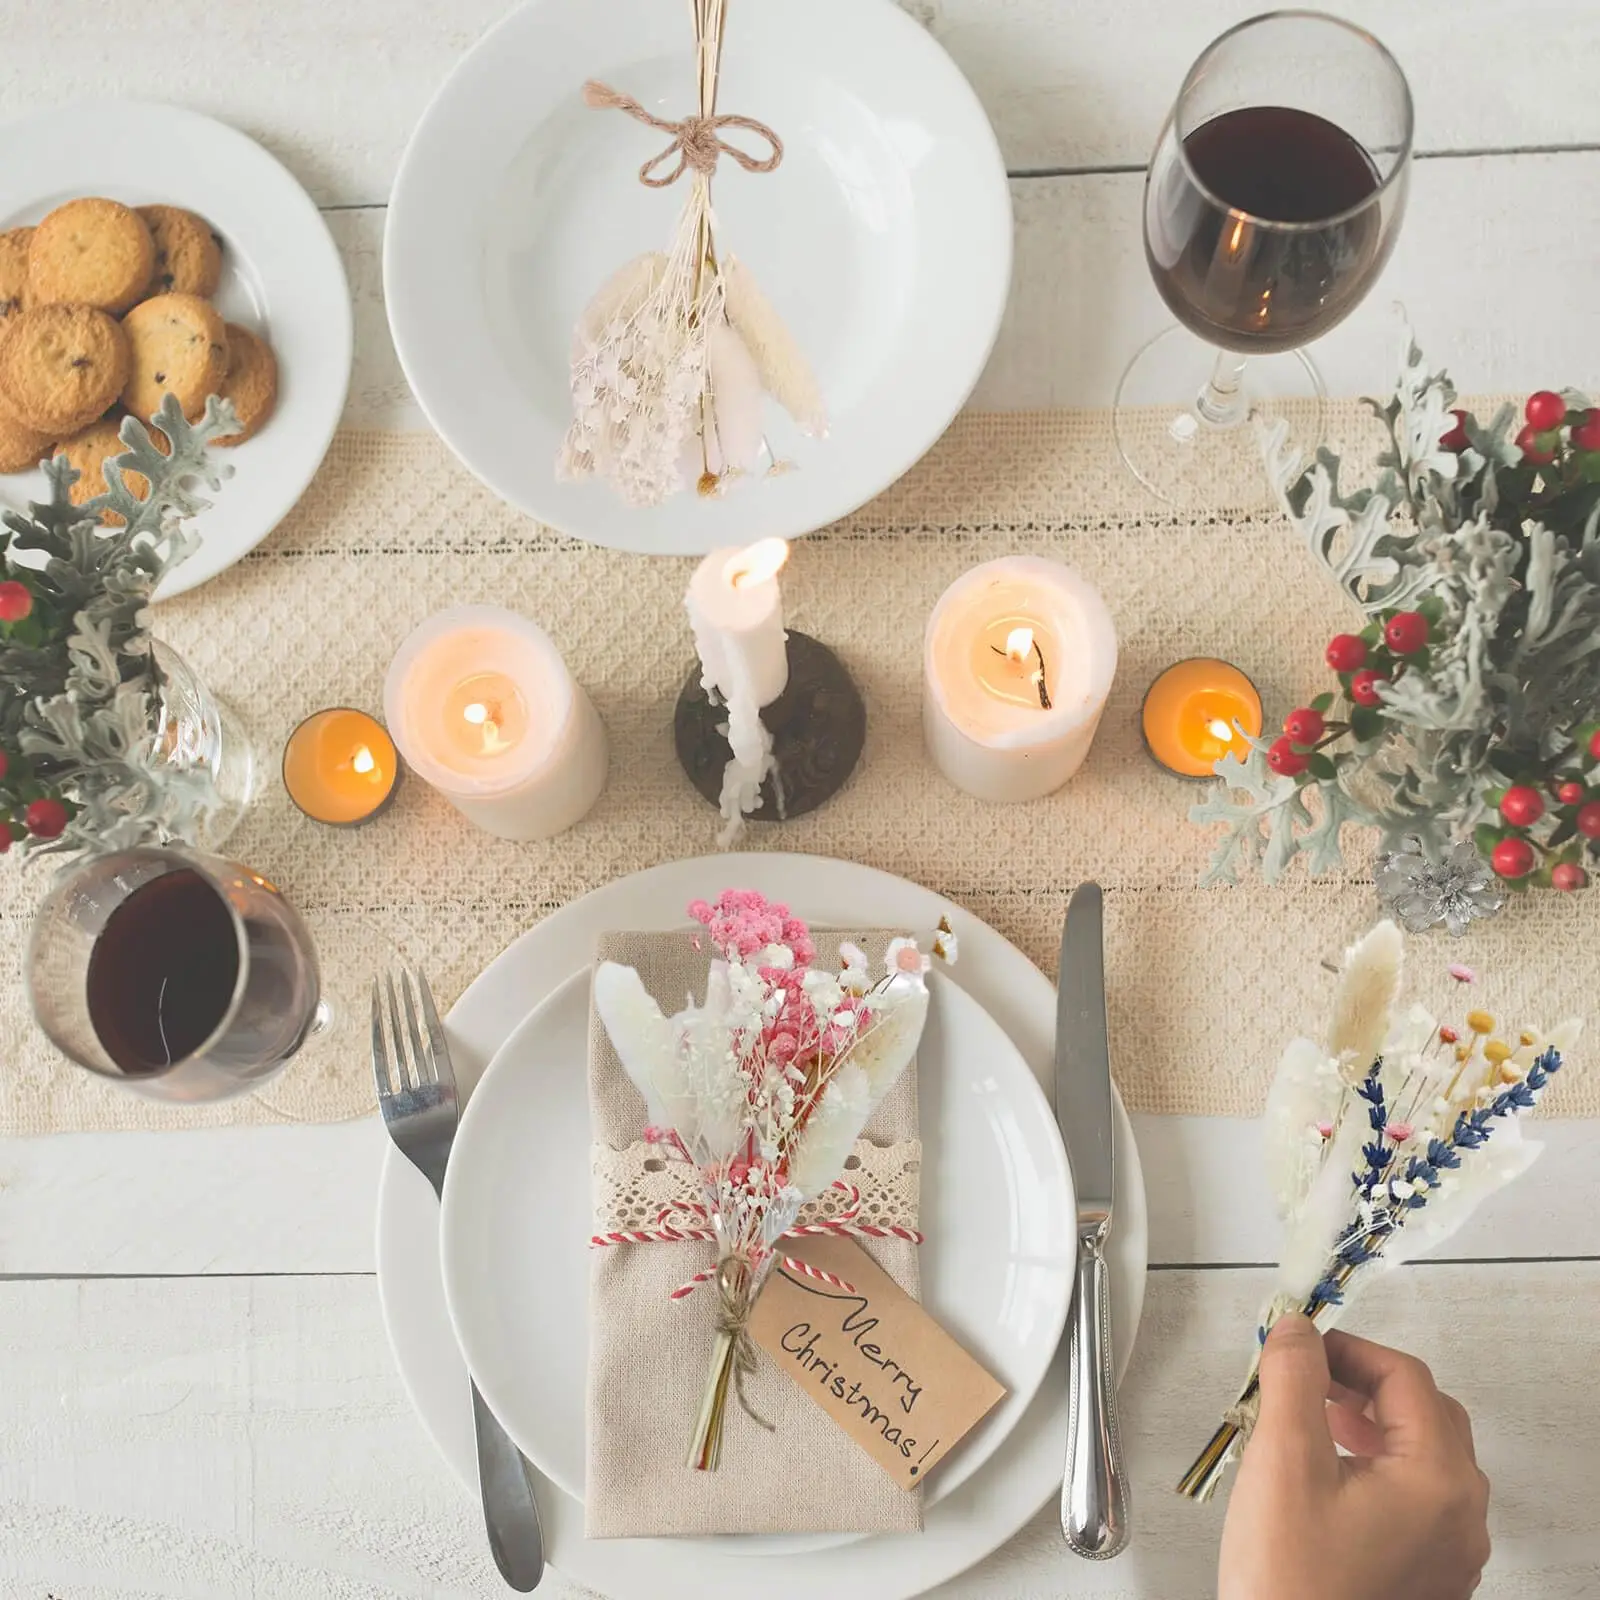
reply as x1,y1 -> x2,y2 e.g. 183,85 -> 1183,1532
471,1378 -> 546,1591
1061,1233 -> 1131,1560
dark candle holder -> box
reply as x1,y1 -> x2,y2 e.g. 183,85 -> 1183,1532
674,631 -> 866,822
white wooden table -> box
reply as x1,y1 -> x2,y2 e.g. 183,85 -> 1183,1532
1,4 -> 1597,1595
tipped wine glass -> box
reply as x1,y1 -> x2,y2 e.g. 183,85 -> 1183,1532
1114,10 -> 1414,505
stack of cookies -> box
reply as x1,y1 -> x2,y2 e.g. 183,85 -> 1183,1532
0,197 -> 280,522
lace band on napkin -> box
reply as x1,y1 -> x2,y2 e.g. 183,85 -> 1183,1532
592,1137 -> 922,1233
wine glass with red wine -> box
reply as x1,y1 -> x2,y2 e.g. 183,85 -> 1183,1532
1114,11 -> 1413,504
26,847 -> 323,1103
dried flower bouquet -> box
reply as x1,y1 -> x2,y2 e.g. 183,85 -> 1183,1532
594,890 -> 955,1470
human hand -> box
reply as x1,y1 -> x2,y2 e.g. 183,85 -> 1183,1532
1219,1313 -> 1491,1600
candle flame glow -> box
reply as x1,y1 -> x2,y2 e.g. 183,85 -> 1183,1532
1226,214 -> 1247,257
724,538 -> 791,591
1207,718 -> 1234,742
352,745 -> 377,775
462,702 -> 489,726
1005,627 -> 1035,664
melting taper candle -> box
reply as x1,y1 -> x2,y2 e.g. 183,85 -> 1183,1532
685,539 -> 792,838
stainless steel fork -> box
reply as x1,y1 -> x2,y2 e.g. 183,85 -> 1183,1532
372,965 -> 546,1592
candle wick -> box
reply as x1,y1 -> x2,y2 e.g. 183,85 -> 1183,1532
988,641 -> 1053,710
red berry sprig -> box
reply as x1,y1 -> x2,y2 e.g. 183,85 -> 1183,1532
1383,612 -> 1428,655
1499,785 -> 1545,829
1477,719 -> 1600,890
1504,388 -> 1600,473
1491,836 -> 1535,880
23,798 -> 67,839
0,580 -> 33,624
1525,390 -> 1567,433
1283,706 -> 1324,745
1350,668 -> 1387,708
1325,634 -> 1367,673
1267,610 -> 1442,796
1438,409 -> 1470,452
0,743 -> 73,856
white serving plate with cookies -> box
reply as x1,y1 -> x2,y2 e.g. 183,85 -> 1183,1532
385,0 -> 1012,555
0,101 -> 352,599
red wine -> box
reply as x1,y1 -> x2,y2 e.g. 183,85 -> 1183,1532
1147,105 -> 1387,354
86,869 -> 240,1074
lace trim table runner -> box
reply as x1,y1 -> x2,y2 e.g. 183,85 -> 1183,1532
2,404 -> 1593,1133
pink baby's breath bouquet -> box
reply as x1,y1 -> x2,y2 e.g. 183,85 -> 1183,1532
594,890 -> 952,1470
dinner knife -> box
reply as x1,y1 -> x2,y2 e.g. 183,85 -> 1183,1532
1056,882 -> 1131,1560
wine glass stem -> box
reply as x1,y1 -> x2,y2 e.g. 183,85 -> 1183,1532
1196,349 -> 1250,429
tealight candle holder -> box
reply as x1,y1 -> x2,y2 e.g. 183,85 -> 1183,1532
282,707 -> 401,827
1141,657 -> 1263,778
676,540 -> 865,825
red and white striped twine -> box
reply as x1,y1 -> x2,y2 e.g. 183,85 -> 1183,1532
590,1178 -> 921,1301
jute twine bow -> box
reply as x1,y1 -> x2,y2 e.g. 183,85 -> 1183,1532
714,1259 -> 776,1432
582,79 -> 784,188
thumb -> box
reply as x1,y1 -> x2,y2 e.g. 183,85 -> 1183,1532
1253,1313 -> 1337,1476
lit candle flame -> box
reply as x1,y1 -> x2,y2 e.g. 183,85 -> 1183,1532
1226,214 -> 1247,258
724,538 -> 791,591
1207,717 -> 1234,743
1005,626 -> 1035,664
462,702 -> 489,726
352,745 -> 376,775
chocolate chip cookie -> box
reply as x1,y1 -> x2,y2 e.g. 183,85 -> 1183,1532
119,292 -> 228,422
0,304 -> 131,436
213,323 -> 278,445
138,204 -> 222,299
0,228 -> 33,326
0,407 -> 54,473
27,198 -> 155,315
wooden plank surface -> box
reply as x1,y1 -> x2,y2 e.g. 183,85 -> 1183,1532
3,1114 -> 1597,1278
1,1 -> 1596,206
325,151 -> 1600,435
0,1265 -> 1593,1597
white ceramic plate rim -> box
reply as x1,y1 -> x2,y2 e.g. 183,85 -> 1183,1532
439,963 -> 1074,1528
0,100 -> 352,599
375,854 -> 1147,1600
383,0 -> 1012,554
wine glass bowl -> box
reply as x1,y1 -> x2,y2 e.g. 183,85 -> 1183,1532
26,847 -> 322,1103
1116,10 -> 1414,502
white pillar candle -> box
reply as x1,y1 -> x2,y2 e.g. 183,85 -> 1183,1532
684,539 -> 791,835
923,557 -> 1117,803
383,605 -> 607,841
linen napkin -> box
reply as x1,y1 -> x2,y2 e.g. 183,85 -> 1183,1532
585,928 -> 923,1537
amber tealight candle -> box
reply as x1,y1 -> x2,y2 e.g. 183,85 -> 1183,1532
1141,658 -> 1263,778
283,708 -> 401,826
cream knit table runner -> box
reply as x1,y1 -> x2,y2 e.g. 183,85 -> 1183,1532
2,403 -> 1593,1133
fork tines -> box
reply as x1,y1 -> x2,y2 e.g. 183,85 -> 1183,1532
370,964 -> 446,1099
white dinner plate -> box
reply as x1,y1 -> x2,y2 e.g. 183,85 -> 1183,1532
440,966 -> 1075,1536
376,855 -> 1147,1600
0,101 -> 352,599
384,0 -> 1012,554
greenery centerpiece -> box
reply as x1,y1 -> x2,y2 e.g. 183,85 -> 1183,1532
1195,328 -> 1600,924
0,397 -> 239,860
